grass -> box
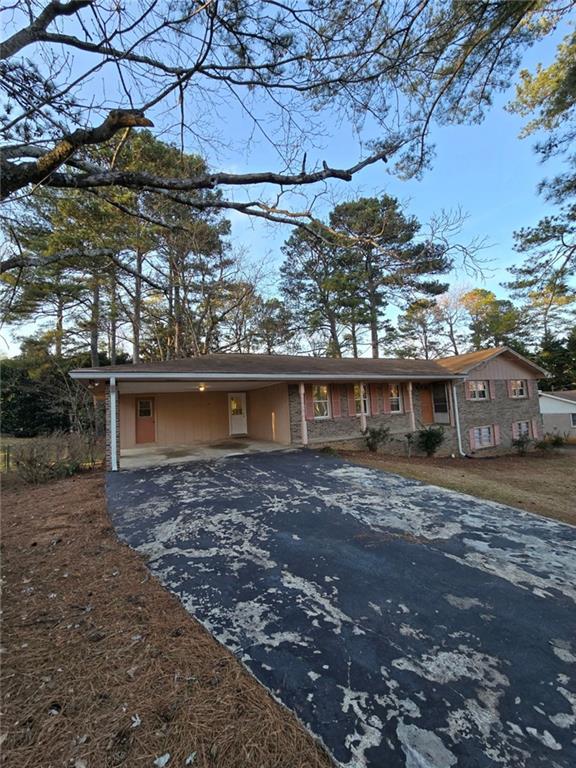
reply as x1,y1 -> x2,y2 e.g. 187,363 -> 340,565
339,449 -> 576,526
1,472 -> 332,768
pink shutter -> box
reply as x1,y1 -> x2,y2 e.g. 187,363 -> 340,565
382,384 -> 391,414
465,381 -> 473,400
347,385 -> 356,417
531,417 -> 540,440
304,385 -> 314,421
468,428 -> 477,451
494,423 -> 501,446
507,380 -> 513,398
488,381 -> 496,400
369,384 -> 379,415
512,422 -> 519,440
527,380 -> 534,399
331,385 -> 342,418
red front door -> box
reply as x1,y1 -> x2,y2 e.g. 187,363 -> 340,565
136,398 -> 156,444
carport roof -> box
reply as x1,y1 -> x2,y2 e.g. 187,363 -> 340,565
70,353 -> 464,381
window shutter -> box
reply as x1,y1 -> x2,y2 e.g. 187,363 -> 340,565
488,381 -> 496,400
465,381 -> 473,400
506,380 -> 513,398
512,422 -> 519,440
468,428 -> 476,451
347,385 -> 356,417
531,417 -> 540,440
382,384 -> 391,414
304,385 -> 314,421
494,423 -> 501,445
331,385 -> 342,418
369,384 -> 379,415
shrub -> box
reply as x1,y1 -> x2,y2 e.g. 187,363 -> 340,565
404,432 -> 416,458
512,433 -> 531,456
362,426 -> 390,452
535,432 -> 566,452
12,431 -> 103,484
416,425 -> 445,457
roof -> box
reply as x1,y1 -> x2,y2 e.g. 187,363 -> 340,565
539,390 -> 576,404
436,347 -> 548,377
70,353 -> 463,382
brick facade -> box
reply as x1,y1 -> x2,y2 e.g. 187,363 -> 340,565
288,378 -> 542,457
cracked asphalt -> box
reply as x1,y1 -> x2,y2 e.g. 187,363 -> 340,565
107,450 -> 576,767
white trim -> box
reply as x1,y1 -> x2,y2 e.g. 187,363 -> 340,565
451,382 -> 466,457
312,384 -> 331,420
71,370 -> 465,382
299,382 -> 308,446
407,381 -> 416,432
359,383 -> 367,432
109,376 -> 118,472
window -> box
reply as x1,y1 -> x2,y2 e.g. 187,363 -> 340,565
571,414 -> 576,428
514,420 -> 531,438
354,384 -> 369,415
432,382 -> 449,424
313,385 -> 330,419
389,384 -> 402,413
469,381 -> 488,400
473,425 -> 494,448
510,379 -> 527,398
230,396 -> 244,416
138,399 -> 153,418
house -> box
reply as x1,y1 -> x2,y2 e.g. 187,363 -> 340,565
70,346 -> 547,471
538,390 -> 576,442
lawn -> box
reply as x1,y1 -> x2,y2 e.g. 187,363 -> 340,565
1,472 -> 331,768
339,449 -> 576,526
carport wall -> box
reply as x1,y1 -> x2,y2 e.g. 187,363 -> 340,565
288,383 -> 459,455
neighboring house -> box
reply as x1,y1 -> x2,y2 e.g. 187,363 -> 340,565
538,390 -> 576,442
70,346 -> 546,470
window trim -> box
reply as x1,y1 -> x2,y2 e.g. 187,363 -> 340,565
312,384 -> 331,420
469,380 -> 489,400
571,413 -> 576,428
389,384 -> 403,414
510,379 -> 527,399
353,384 -> 370,416
513,420 -> 531,438
473,424 -> 495,449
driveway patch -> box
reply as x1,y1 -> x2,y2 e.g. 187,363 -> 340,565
107,451 -> 576,767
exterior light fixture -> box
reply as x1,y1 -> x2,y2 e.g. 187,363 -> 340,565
198,384 -> 206,392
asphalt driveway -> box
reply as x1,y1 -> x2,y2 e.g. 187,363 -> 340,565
107,451 -> 576,768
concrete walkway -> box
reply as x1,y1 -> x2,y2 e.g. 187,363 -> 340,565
107,451 -> 576,768
119,437 -> 287,469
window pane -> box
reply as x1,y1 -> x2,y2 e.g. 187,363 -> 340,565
432,383 -> 448,412
314,401 -> 329,418
230,397 -> 243,415
138,400 -> 152,417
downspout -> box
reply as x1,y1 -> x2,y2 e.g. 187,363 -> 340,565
110,376 -> 119,471
298,382 -> 308,447
451,380 -> 467,457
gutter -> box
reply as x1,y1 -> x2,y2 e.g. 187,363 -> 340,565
70,370 -> 466,383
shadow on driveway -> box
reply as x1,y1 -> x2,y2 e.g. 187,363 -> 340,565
107,451 -> 576,768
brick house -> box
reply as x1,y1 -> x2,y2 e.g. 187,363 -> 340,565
70,347 -> 546,471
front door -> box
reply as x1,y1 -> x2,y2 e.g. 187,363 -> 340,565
136,398 -> 156,444
228,393 -> 248,436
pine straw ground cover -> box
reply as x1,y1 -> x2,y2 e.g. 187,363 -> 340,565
1,472 -> 332,768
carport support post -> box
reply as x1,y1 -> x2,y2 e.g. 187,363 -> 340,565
407,381 -> 416,432
360,383 -> 367,432
109,376 -> 119,471
298,382 -> 308,446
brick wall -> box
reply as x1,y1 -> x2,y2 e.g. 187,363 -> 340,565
104,383 -> 120,471
455,380 -> 542,455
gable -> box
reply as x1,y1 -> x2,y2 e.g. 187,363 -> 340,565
467,356 -> 541,381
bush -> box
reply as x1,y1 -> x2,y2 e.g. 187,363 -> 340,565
404,432 -> 416,458
512,433 -> 531,456
12,431 -> 104,484
535,432 -> 566,452
416,425 -> 445,457
362,426 -> 390,452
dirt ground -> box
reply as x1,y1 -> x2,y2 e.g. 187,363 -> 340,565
340,449 -> 576,526
1,472 -> 332,768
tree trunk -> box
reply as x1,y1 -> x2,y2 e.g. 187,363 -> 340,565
328,314 -> 342,357
350,322 -> 359,358
90,278 -> 100,367
448,320 -> 459,355
133,248 -> 142,364
109,278 -> 117,366
55,295 -> 64,358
